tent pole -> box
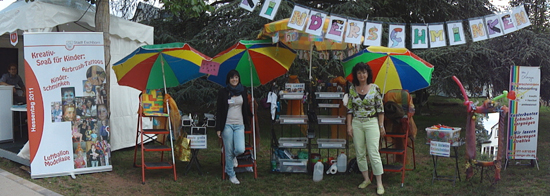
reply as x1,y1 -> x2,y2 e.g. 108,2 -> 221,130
382,55 -> 389,95
247,52 -> 257,160
161,56 -> 176,167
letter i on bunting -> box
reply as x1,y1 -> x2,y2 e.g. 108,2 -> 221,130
259,0 -> 281,20
325,16 -> 347,42
305,11 -> 327,36
239,0 -> 260,12
446,21 -> 466,46
410,24 -> 428,49
344,19 -> 364,45
288,5 -> 310,31
469,17 -> 488,42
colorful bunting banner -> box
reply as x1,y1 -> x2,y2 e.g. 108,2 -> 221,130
239,0 -> 260,12
446,21 -> 466,46
485,14 -> 505,38
344,19 -> 364,45
428,23 -> 446,48
363,22 -> 382,46
288,5 -> 310,31
325,16 -> 347,42
512,5 -> 531,30
388,24 -> 405,48
411,24 -> 428,49
304,11 -> 327,36
469,17 -> 489,42
259,0 -> 282,20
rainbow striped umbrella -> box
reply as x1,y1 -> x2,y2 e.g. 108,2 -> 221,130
343,46 -> 434,93
208,39 -> 296,87
257,18 -> 350,51
113,43 -> 211,91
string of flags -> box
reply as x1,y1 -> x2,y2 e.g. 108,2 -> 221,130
240,0 -> 532,49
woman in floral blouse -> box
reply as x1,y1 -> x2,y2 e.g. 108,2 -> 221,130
346,62 -> 386,195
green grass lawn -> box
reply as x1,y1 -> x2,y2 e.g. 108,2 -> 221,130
1,96 -> 549,196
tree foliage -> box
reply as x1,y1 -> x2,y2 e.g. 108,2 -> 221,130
141,0 -> 550,113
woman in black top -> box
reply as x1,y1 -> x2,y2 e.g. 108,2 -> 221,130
216,70 -> 252,185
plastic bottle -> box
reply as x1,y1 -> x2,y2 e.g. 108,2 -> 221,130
271,154 -> 277,172
337,152 -> 347,173
313,160 -> 324,182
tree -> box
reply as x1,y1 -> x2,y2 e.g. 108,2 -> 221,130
149,0 -> 550,113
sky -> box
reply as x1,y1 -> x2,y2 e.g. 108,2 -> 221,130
0,0 -> 16,11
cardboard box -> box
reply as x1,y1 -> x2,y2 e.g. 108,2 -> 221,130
426,127 -> 461,144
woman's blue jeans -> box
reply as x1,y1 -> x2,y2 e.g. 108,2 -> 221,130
222,124 -> 245,178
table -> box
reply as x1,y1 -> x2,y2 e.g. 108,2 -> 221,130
431,141 -> 464,185
11,105 -> 27,140
184,149 -> 203,175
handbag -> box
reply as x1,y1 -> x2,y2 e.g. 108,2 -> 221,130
174,132 -> 191,162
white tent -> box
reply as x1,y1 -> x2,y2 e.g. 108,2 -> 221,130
0,0 -> 153,151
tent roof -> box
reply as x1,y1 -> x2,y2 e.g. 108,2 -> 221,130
0,0 -> 153,44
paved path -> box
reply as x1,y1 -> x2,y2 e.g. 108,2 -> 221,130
0,168 -> 61,196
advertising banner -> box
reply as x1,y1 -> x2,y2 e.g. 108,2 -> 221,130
507,66 -> 540,160
24,32 -> 111,178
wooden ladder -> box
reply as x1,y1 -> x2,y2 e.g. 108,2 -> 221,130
132,94 -> 177,184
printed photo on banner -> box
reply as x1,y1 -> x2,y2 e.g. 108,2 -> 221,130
428,23 -> 446,48
410,24 -> 428,49
288,5 -> 310,31
446,21 -> 466,46
363,22 -> 382,46
388,24 -> 405,48
304,11 -> 327,36
344,19 -> 364,45
23,32 -> 110,178
259,0 -> 281,20
325,16 -> 346,42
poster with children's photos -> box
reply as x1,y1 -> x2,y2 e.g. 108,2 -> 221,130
24,32 -> 111,179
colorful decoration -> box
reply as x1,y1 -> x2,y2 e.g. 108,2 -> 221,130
113,43 -> 211,91
342,46 -> 435,93
208,39 -> 296,87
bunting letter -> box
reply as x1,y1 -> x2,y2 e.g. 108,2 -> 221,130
346,22 -> 360,38
308,15 -> 323,31
502,15 -> 515,30
471,23 -> 485,38
413,29 -> 426,44
514,11 -> 527,26
430,30 -> 444,42
290,11 -> 308,26
452,26 -> 461,42
367,26 -> 378,40
487,19 -> 502,34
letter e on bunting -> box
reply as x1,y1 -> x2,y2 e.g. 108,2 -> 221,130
200,60 -> 220,76
10,31 -> 18,46
325,16 -> 347,42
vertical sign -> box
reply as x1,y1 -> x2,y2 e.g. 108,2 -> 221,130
507,66 -> 540,160
24,32 -> 111,178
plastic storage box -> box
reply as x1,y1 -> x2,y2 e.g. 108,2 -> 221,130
279,159 -> 308,173
317,139 -> 346,148
426,127 -> 461,144
278,137 -> 308,148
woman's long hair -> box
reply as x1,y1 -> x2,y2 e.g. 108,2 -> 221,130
351,62 -> 373,86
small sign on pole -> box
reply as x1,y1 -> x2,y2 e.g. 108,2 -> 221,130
430,141 -> 451,157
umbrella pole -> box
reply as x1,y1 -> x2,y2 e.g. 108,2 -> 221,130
247,53 -> 257,161
382,56 -> 389,95
309,44 -> 313,80
161,57 -> 177,168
